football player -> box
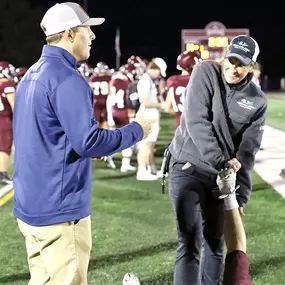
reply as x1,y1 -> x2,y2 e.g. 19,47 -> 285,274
135,58 -> 167,181
78,62 -> 93,80
108,63 -> 137,172
14,67 -> 28,85
165,50 -> 201,132
0,61 -> 17,185
89,62 -> 115,168
89,61 -> 111,129
126,55 -> 147,120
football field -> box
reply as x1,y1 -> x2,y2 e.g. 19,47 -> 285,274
0,94 -> 285,284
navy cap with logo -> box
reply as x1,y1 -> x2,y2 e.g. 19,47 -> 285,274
225,35 -> 260,66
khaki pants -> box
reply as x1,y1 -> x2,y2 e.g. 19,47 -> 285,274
17,216 -> 92,285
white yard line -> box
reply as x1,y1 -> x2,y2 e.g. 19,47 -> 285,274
254,125 -> 285,198
0,184 -> 13,198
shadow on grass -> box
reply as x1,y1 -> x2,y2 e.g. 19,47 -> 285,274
250,255 -> 285,278
97,172 -> 136,180
252,183 -> 270,192
0,272 -> 30,283
140,255 -> 285,285
140,271 -> 173,285
0,241 -> 176,283
2,247 -> 283,283
88,241 -> 176,271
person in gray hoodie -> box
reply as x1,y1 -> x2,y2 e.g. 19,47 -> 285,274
168,35 -> 267,285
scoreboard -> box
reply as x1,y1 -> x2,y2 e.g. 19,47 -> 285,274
181,21 -> 249,61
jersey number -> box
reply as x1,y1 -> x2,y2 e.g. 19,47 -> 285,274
110,87 -> 125,109
169,86 -> 185,113
92,81 -> 109,96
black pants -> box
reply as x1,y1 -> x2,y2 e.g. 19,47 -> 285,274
168,156 -> 225,285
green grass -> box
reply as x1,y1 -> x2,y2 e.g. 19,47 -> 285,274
265,97 -> 285,131
1,97 -> 285,284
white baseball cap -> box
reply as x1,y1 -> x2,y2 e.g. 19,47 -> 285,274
153,57 -> 167,77
40,2 -> 105,36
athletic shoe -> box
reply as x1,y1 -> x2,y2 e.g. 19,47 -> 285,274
136,170 -> 158,181
122,273 -> 141,285
0,173 -> 13,186
120,165 -> 136,173
105,160 -> 116,169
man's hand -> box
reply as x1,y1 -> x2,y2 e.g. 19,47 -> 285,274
133,114 -> 157,140
217,168 -> 240,199
92,156 -> 107,161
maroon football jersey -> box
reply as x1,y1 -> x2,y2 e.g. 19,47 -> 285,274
0,80 -> 16,117
166,74 -> 190,129
89,74 -> 111,108
109,73 -> 130,127
109,74 -> 129,111
166,74 -> 190,114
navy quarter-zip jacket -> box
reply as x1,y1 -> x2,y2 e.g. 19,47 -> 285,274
13,45 -> 143,226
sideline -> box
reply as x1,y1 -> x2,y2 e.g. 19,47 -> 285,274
254,125 -> 285,198
0,185 -> 14,207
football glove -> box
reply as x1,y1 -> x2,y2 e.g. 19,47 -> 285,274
217,168 -> 240,199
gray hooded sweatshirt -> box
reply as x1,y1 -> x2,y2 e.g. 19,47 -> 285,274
169,60 -> 267,207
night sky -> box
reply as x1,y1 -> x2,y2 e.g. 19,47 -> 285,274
27,0 -> 285,87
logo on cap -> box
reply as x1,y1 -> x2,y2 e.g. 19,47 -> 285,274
237,41 -> 248,47
226,35 -> 260,65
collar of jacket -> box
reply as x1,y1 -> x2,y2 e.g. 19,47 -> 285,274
41,45 -> 80,70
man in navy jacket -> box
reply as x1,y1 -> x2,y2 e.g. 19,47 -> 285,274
13,2 -> 154,284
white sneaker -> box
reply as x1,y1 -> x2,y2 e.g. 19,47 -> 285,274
136,170 -> 158,181
122,273 -> 140,285
105,160 -> 116,169
120,165 -> 136,172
